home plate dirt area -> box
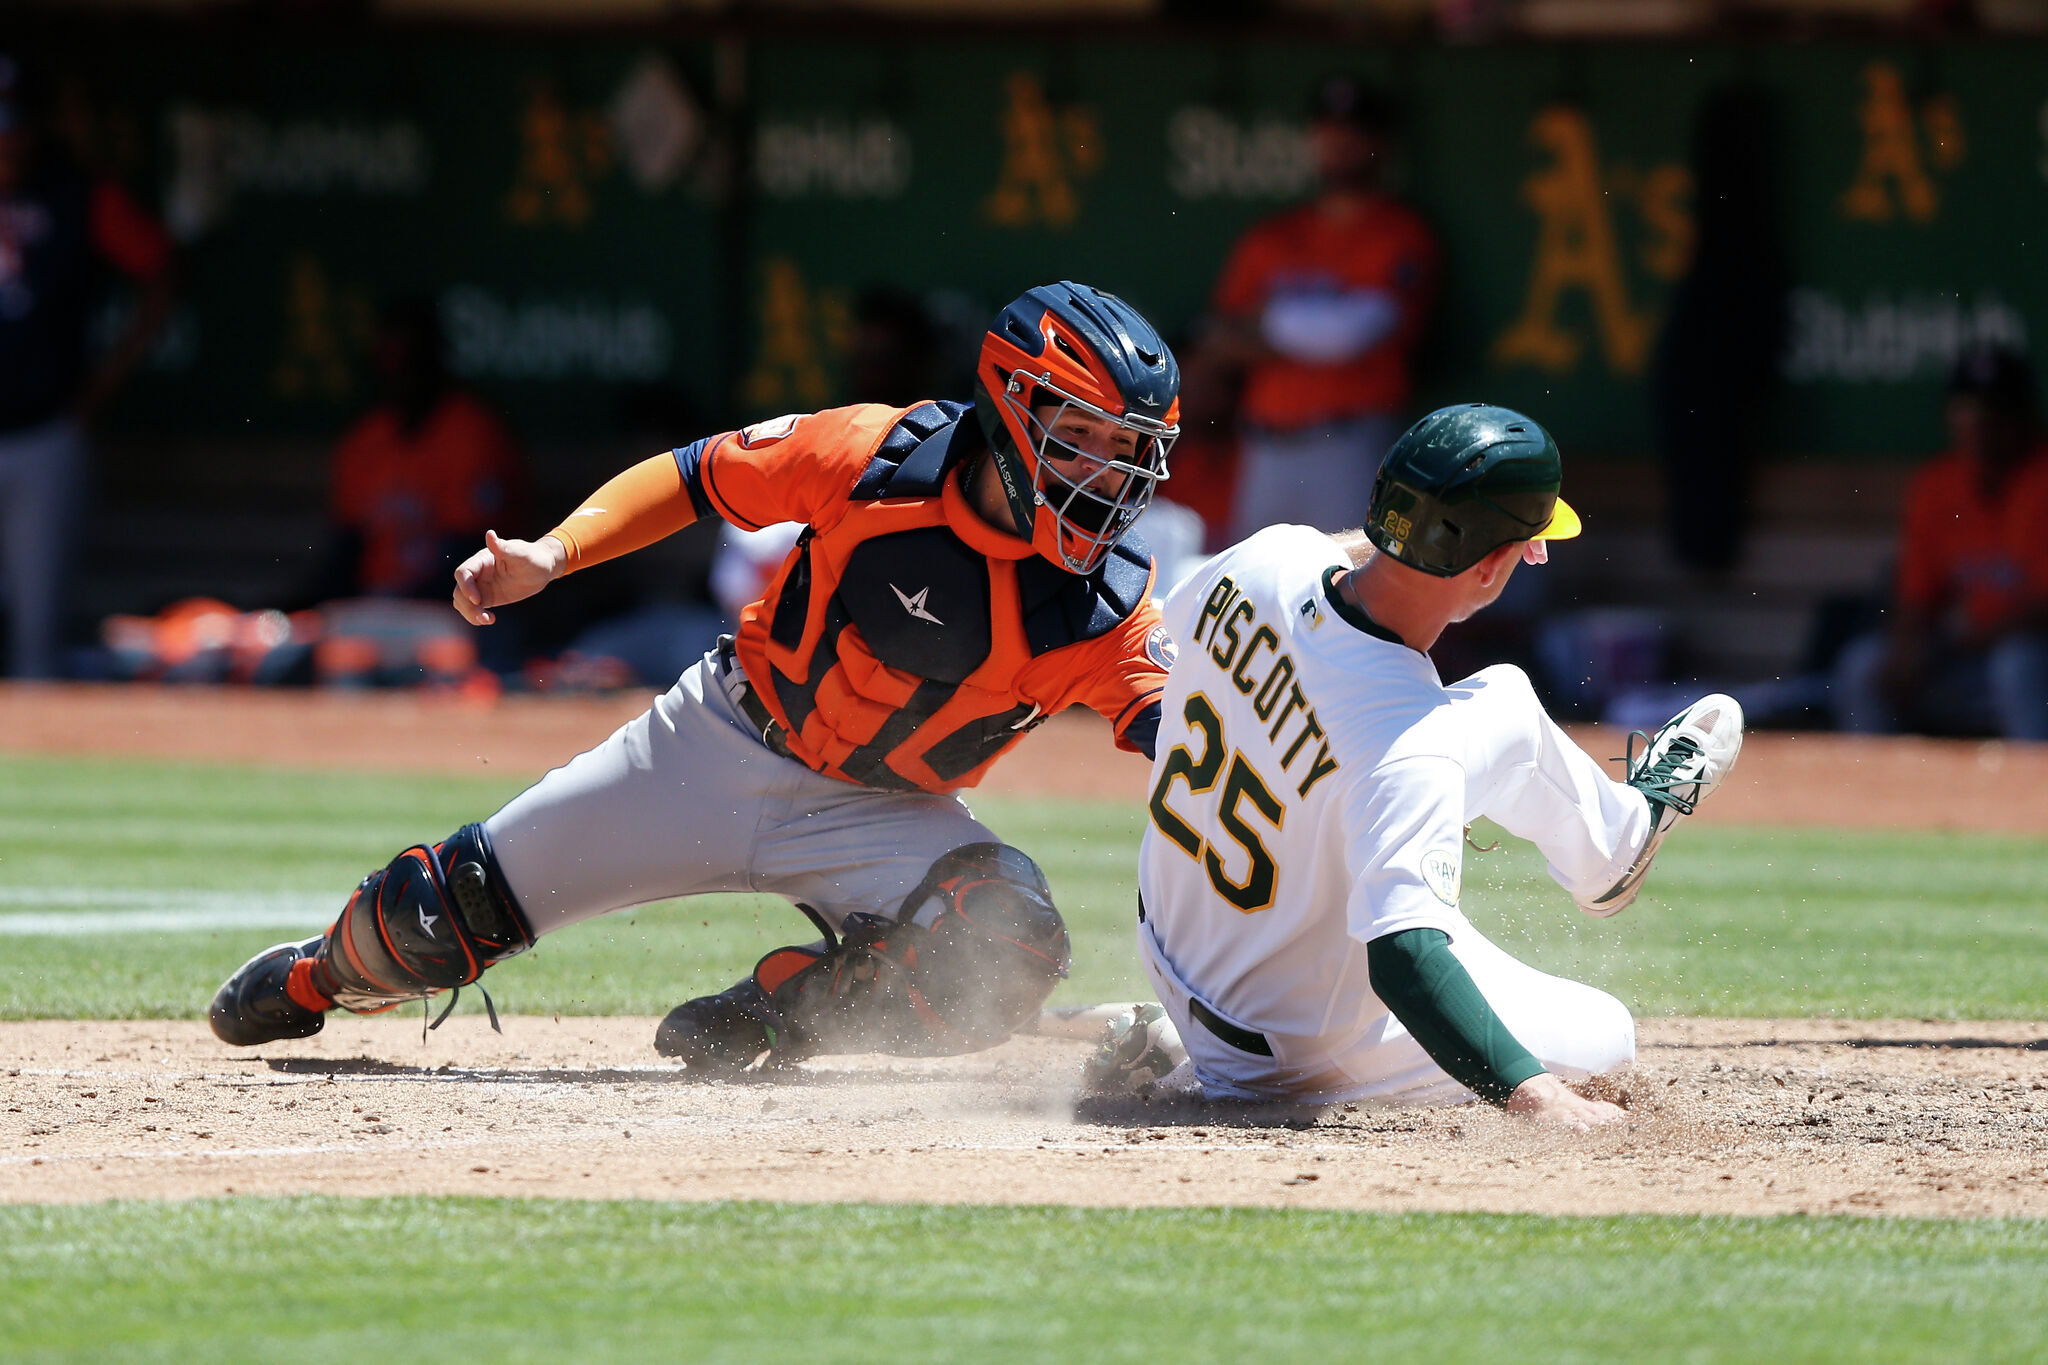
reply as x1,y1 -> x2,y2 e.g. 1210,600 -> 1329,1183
6,1016 -> 2047,1218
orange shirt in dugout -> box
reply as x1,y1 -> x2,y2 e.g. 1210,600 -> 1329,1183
331,392 -> 525,597
1212,197 -> 1438,431
1895,444 -> 2048,635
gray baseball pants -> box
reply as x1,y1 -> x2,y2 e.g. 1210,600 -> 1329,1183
0,416 -> 84,680
483,649 -> 997,938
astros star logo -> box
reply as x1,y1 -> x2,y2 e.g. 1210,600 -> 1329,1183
891,583 -> 943,625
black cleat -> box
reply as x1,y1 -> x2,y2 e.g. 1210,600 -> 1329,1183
209,936 -> 328,1046
653,978 -> 793,1077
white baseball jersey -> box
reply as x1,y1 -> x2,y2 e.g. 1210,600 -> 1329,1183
1137,525 -> 1647,1102
1137,524 -> 1476,1055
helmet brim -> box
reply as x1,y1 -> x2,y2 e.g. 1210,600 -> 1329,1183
1532,496 -> 1582,541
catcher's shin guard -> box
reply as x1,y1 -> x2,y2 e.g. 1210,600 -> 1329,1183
299,823 -> 534,1024
656,843 -> 1071,1069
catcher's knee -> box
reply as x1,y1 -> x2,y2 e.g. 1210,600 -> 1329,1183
310,823 -> 535,1012
756,842 -> 1070,1057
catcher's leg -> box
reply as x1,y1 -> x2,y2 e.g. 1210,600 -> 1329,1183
654,843 -> 1071,1075
209,823 -> 533,1046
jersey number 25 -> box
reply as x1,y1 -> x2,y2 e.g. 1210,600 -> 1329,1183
1147,693 -> 1285,913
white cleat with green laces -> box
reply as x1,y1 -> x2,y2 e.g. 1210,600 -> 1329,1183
1578,693 -> 1745,919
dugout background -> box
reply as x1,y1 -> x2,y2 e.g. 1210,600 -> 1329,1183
30,17 -> 2048,459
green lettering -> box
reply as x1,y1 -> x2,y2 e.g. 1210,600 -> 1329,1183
1281,712 -> 1324,770
1193,577 -> 1237,648
1267,682 -> 1308,740
1295,740 -> 1341,799
1252,654 -> 1295,722
1210,599 -> 1253,672
1229,626 -> 1278,696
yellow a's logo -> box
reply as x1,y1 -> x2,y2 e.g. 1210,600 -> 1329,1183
1492,106 -> 1691,378
273,254 -> 370,400
983,72 -> 1103,230
1839,62 -> 1964,224
506,85 -> 615,228
743,256 -> 848,411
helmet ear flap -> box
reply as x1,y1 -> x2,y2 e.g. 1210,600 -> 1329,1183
972,378 -> 1042,541
1367,403 -> 1565,577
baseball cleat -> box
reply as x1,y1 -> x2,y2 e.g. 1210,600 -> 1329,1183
1080,1002 -> 1188,1096
208,935 -> 329,1046
1579,693 -> 1745,918
653,978 -> 795,1077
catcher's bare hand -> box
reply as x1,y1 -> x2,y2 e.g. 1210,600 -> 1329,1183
1504,1072 -> 1626,1131
452,529 -> 566,626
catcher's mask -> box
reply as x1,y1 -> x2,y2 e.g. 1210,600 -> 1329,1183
974,281 -> 1180,574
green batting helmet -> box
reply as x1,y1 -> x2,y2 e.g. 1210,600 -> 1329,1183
1365,403 -> 1582,577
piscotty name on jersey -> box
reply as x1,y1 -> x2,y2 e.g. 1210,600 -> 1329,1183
1186,573 -> 1340,799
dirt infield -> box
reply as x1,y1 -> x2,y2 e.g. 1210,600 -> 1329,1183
6,684 -> 2047,1216
6,1016 -> 2048,1218
6,680 -> 2048,830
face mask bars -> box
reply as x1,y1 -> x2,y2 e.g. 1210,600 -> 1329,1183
1003,371 -> 1178,573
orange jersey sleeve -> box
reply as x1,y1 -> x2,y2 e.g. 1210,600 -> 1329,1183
544,404 -> 914,575
1082,595 -> 1171,755
1028,565 -> 1169,757
545,453 -> 695,573
690,406 -> 908,533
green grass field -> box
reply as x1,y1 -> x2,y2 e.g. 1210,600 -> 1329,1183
3,751 -> 2044,1020
7,749 -> 2048,1363
3,1199 -> 2047,1364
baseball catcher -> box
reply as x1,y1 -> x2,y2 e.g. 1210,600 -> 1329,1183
209,281 -> 1181,1074
1096,403 -> 1744,1126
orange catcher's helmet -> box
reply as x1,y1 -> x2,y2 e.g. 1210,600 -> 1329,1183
973,281 -> 1181,574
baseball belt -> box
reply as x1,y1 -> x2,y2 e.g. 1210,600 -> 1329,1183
1188,997 -> 1274,1057
1136,893 -> 1275,1058
715,636 -> 799,763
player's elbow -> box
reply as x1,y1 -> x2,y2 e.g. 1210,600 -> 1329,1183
1365,928 -> 1444,1013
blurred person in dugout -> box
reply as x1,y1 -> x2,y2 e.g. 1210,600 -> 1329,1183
0,57 -> 174,678
1199,75 -> 1438,544
296,296 -> 528,684
1835,344 -> 2048,741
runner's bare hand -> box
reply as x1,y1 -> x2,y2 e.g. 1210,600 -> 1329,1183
1504,1072 -> 1627,1131
452,530 -> 566,626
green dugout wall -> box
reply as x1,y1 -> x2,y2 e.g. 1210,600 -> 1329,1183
54,27 -> 2048,459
